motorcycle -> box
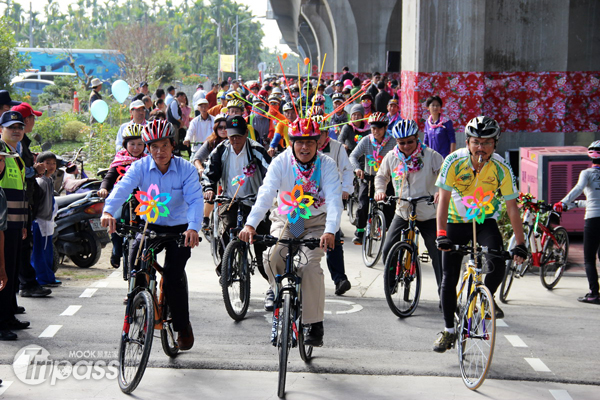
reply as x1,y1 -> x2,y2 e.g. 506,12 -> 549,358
54,147 -> 102,195
53,190 -> 110,271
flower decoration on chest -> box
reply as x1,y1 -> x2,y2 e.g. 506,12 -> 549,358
461,187 -> 495,224
366,152 -> 383,171
277,184 -> 315,223
134,184 -> 171,223
115,165 -> 130,184
354,134 -> 363,143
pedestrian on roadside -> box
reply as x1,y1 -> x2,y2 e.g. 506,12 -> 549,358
423,96 -> 456,158
554,140 -> 600,305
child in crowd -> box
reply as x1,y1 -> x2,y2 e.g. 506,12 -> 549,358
31,151 -> 60,286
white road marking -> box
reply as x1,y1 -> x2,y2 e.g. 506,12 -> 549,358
39,325 -> 62,338
524,357 -> 551,372
549,389 -> 573,400
79,288 -> 98,298
253,298 -> 363,315
60,305 -> 82,316
505,334 -> 528,347
94,281 -> 109,287
496,319 -> 508,327
0,381 -> 12,395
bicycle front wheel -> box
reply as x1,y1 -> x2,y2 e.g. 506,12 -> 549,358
118,290 -> 154,394
161,272 -> 187,358
499,259 -> 516,303
362,210 -> 386,268
540,227 -> 569,289
211,208 -> 222,266
222,240 -> 251,321
298,314 -> 313,362
383,242 -> 421,317
277,293 -> 293,398
347,196 -> 358,226
458,285 -> 496,390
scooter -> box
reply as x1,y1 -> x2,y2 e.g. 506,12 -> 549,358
53,190 -> 110,271
55,147 -> 102,195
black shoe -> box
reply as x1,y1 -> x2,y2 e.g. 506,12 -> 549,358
264,288 -> 275,311
20,286 -> 52,297
577,292 -> 600,304
335,279 -> 351,296
110,255 -> 120,269
494,300 -> 504,319
0,318 -> 30,330
304,322 -> 324,347
352,231 -> 364,245
0,330 -> 17,341
43,280 -> 62,287
14,306 -> 25,315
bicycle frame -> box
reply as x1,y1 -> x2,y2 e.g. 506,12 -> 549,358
520,201 -> 561,268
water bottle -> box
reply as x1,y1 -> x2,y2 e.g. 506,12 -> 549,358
271,310 -> 278,345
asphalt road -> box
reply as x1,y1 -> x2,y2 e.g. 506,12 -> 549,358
0,217 -> 599,399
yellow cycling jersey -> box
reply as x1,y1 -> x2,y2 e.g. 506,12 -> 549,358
436,148 -> 518,223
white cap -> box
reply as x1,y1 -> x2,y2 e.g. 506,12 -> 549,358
197,98 -> 209,105
129,100 -> 145,110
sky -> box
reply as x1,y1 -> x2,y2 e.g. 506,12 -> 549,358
3,0 -> 291,53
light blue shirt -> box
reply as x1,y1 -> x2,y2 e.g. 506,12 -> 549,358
104,155 -> 204,231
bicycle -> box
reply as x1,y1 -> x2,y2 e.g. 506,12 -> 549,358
220,195 -> 263,321
383,195 -> 433,317
115,223 -> 192,394
255,234 -> 334,399
361,175 -> 387,268
346,176 -> 360,226
499,193 -> 569,303
452,243 -> 510,390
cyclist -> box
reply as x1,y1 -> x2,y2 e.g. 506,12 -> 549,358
554,140 -> 600,304
315,115 -> 354,295
202,115 -> 272,280
97,123 -> 148,269
267,102 -> 296,157
349,112 -> 396,245
101,119 -> 203,351
374,119 -> 444,292
432,116 -> 527,353
238,118 -> 343,346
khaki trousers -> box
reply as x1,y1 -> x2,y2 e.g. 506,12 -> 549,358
264,213 -> 326,324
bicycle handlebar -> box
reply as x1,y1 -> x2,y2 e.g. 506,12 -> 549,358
115,222 -> 201,245
251,234 -> 343,250
451,244 -> 511,260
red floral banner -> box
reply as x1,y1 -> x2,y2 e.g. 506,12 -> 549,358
399,71 -> 600,133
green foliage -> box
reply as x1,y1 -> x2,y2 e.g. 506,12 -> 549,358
0,16 -> 30,91
497,201 -> 514,248
86,124 -> 119,173
34,112 -> 89,143
37,76 -> 89,106
62,121 -> 90,141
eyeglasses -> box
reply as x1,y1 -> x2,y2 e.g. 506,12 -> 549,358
6,125 -> 24,131
397,139 -> 416,146
217,125 -> 227,130
470,140 -> 495,148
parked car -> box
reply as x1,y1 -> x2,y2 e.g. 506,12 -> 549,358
11,79 -> 55,104
11,70 -> 76,84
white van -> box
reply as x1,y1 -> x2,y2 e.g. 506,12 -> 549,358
11,69 -> 76,85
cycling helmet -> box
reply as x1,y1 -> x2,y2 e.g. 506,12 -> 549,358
391,119 -> 419,139
142,119 -> 175,145
465,116 -> 501,140
225,91 -> 238,101
227,99 -> 244,110
289,118 -> 320,141
267,94 -> 281,104
360,93 -> 373,101
310,115 -> 325,127
121,123 -> 145,148
214,113 -> 227,124
312,94 -> 325,105
588,140 -> 600,159
332,93 -> 344,103
368,112 -> 389,127
282,102 -> 295,112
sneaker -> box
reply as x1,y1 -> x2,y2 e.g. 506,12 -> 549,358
0,318 -> 30,330
577,292 -> 600,304
14,306 -> 25,314
20,286 -> 52,298
352,231 -> 364,245
0,330 -> 17,341
264,288 -> 275,311
43,280 -> 62,287
176,323 -> 194,351
432,330 -> 457,353
304,321 -> 324,347
335,279 -> 351,296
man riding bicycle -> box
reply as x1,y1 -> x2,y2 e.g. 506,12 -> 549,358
238,118 -> 343,347
202,115 -> 272,279
433,116 -> 527,352
374,119 -> 444,293
101,119 -> 203,351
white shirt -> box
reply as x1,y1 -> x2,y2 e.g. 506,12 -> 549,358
165,93 -> 175,107
115,119 -> 149,151
246,148 -> 343,234
322,140 -> 354,194
192,89 -> 207,109
225,142 -> 250,199
185,114 -> 215,153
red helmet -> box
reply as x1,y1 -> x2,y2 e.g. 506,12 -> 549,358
368,112 -> 389,126
289,118 -> 320,141
142,119 -> 175,145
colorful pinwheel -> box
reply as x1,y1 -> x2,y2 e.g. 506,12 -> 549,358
231,174 -> 245,186
277,184 -> 315,223
115,165 -> 129,183
391,162 -> 407,180
461,187 -> 495,224
134,184 -> 171,223
354,134 -> 363,143
366,153 -> 383,172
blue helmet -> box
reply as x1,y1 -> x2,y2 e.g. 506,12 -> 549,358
391,119 -> 419,139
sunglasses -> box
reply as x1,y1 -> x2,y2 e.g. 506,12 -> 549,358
217,125 -> 227,130
397,139 -> 416,146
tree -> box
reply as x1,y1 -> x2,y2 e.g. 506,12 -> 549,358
0,16 -> 29,91
106,21 -> 165,86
